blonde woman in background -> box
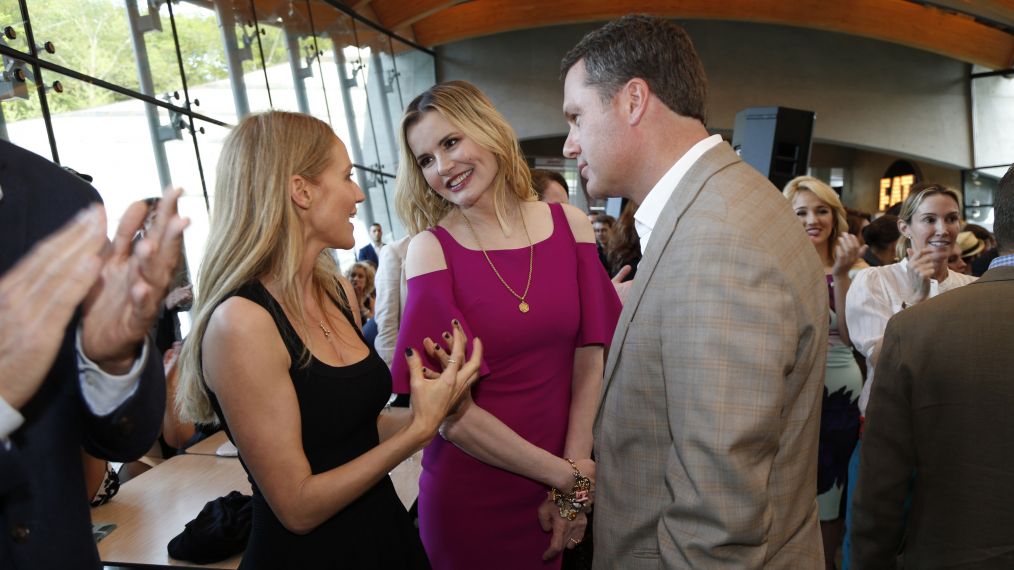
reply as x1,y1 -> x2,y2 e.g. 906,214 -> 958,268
840,182 -> 977,569
783,176 -> 866,569
345,260 -> 376,322
176,111 -> 481,569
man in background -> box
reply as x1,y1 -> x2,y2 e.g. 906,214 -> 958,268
357,222 -> 384,266
531,168 -> 570,204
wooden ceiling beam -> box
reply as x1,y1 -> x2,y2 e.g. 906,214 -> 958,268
920,0 -> 1014,29
411,0 -> 1014,69
371,0 -> 460,29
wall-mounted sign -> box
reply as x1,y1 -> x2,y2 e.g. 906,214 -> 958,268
878,160 -> 921,211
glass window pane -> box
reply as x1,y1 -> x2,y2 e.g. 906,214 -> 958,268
972,70 -> 1014,169
390,38 -> 435,116
154,1 -> 233,122
0,55 -> 52,160
27,0 -> 141,93
353,23 -> 398,176
175,118 -> 229,292
0,1 -> 32,55
39,68 -> 197,237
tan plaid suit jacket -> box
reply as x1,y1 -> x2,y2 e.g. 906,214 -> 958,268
593,143 -> 827,569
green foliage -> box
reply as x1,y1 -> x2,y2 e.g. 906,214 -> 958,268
0,0 -> 286,122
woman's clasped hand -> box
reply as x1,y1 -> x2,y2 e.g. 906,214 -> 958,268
404,320 -> 484,440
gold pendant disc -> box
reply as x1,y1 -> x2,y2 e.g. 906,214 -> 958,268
518,301 -> 530,313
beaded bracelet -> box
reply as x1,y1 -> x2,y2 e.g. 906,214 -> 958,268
550,458 -> 592,521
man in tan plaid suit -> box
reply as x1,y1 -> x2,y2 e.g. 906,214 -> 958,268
562,16 -> 827,568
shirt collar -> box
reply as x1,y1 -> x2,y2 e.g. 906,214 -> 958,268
989,253 -> 1014,270
633,134 -> 723,254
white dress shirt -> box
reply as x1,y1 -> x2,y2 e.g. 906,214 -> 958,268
846,259 -> 976,415
633,134 -> 723,254
374,236 -> 411,367
0,330 -> 147,440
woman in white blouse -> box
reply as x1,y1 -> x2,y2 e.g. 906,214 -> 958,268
840,182 -> 977,569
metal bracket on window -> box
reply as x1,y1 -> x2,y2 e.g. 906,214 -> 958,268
237,24 -> 256,63
385,67 -> 400,94
157,93 -> 183,142
138,0 -> 164,33
348,58 -> 365,87
302,42 -> 319,77
0,56 -> 30,101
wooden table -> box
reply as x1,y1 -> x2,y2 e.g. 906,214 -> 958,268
92,443 -> 422,568
185,430 -> 231,456
92,454 -> 250,569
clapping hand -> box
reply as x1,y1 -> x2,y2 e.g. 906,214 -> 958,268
81,188 -> 189,374
403,320 -> 483,440
831,234 -> 868,277
904,245 -> 949,305
0,205 -> 106,409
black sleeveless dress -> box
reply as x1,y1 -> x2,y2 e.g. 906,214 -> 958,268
206,281 -> 430,569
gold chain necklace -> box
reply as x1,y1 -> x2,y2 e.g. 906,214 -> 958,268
460,208 -> 534,314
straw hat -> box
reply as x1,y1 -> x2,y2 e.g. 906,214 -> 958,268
957,231 -> 985,259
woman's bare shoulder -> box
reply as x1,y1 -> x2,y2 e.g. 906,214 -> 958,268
405,230 -> 448,279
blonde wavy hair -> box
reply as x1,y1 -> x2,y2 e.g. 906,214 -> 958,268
176,111 -> 348,425
395,80 -> 535,235
783,176 -> 849,262
895,182 -> 963,260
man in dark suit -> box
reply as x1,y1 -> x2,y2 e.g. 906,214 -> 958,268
0,140 -> 187,569
851,163 -> 1014,569
356,222 -> 383,266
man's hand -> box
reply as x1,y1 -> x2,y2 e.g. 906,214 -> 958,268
81,188 -> 189,374
538,497 -> 588,560
0,205 -> 106,409
611,264 -> 633,304
164,284 -> 193,311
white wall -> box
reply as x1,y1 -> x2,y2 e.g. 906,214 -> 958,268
436,20 -> 974,169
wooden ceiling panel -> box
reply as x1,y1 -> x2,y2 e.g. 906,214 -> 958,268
922,0 -> 1014,28
371,0 -> 460,29
407,0 -> 1014,69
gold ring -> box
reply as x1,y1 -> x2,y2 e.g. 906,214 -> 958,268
569,538 -> 581,545
446,358 -> 458,364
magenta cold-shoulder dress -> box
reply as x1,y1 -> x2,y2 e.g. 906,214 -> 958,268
392,203 -> 621,570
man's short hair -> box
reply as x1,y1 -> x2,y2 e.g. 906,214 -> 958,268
370,223 -> 382,229
593,213 -> 616,227
530,169 -> 569,199
560,14 -> 707,124
995,164 -> 1014,253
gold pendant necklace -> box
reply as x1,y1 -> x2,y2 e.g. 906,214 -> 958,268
460,207 -> 534,314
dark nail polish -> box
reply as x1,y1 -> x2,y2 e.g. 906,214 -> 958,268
442,332 -> 451,340
405,348 -> 414,356
452,319 -> 460,327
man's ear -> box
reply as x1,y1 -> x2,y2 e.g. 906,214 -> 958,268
290,175 -> 312,210
623,78 -> 650,126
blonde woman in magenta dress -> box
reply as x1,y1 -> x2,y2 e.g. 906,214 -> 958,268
391,81 -> 621,569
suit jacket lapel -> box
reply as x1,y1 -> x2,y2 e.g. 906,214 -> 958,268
600,143 -> 743,399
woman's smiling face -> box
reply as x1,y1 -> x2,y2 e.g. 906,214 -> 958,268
900,194 -> 961,254
406,110 -> 499,209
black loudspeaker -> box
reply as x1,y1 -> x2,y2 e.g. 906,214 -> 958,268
731,106 -> 815,191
